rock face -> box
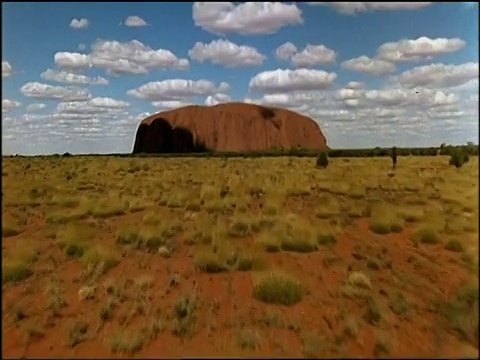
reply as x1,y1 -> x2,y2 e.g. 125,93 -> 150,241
132,102 -> 328,153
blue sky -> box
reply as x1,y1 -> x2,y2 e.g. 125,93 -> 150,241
2,2 -> 479,155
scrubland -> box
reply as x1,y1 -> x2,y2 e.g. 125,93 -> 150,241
1,155 -> 478,358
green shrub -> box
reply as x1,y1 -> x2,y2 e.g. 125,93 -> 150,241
3,261 -> 33,283
194,251 -> 228,273
253,272 -> 304,306
369,216 -> 404,234
413,228 -> 440,244
316,152 -> 329,168
449,151 -> 464,168
445,239 -> 464,252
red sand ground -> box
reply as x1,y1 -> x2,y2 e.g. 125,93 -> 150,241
2,208 -> 478,358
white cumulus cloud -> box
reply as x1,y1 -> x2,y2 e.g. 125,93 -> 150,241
54,52 -> 91,70
70,18 -> 89,29
275,43 -> 337,67
127,79 -> 226,101
26,103 -> 47,112
336,88 -> 364,100
54,39 -> 189,75
89,97 -> 130,108
363,88 -> 460,108
56,97 -> 130,114
192,2 -> 303,35
341,55 -> 396,76
244,93 -> 311,110
249,68 -> 337,93
364,89 -> 414,106
2,61 -> 13,77
189,39 -> 266,67
20,82 -> 91,102
290,44 -> 337,67
151,100 -> 192,110
377,36 -> 467,62
205,93 -> 232,106
309,2 -> 432,15
275,42 -> 298,61
2,99 -> 22,113
41,69 -> 109,85
218,82 -> 230,92
396,62 -> 479,88
345,81 -> 365,89
124,16 -> 149,27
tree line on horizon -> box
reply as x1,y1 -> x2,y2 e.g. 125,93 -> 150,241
6,142 -> 478,159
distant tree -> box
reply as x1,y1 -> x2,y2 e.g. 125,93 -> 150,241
465,141 -> 477,155
439,144 -> 451,156
391,146 -> 397,169
316,152 -> 329,169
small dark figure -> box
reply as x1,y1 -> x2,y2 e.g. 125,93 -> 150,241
391,146 -> 397,169
316,152 -> 329,169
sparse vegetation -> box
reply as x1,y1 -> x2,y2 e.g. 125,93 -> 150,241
2,246 -> 37,284
445,239 -> 465,252
342,271 -> 372,299
398,206 -> 424,222
56,223 -> 94,257
301,331 -> 324,358
364,297 -> 382,325
82,245 -> 120,279
2,215 -> 23,237
389,292 -> 412,320
237,328 -> 261,350
368,205 -> 404,234
441,282 -> 479,347
99,298 -> 117,322
108,329 -> 145,355
412,228 -> 440,244
194,249 -> 229,273
172,295 -> 197,339
3,260 -> 34,283
1,152 -> 478,358
47,281 -> 68,315
253,271 -> 305,306
278,221 -> 319,252
116,227 -> 140,246
67,320 -> 89,347
374,336 -> 390,356
25,323 -> 46,342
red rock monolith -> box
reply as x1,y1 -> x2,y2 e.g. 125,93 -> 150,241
132,102 -> 328,153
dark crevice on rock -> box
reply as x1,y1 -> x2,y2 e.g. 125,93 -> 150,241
132,118 -> 208,154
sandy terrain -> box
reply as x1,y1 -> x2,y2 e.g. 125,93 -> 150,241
2,155 -> 478,358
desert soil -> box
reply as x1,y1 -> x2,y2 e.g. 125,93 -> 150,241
2,155 -> 478,358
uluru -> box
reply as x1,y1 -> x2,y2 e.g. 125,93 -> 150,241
132,102 -> 328,153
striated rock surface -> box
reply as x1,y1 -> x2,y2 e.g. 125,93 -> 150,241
132,102 -> 328,153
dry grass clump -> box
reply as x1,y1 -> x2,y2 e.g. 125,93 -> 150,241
368,204 -> 404,234
253,271 -> 305,306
